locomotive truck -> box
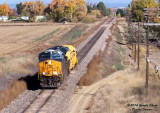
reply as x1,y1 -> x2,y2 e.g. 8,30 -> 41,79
38,45 -> 78,88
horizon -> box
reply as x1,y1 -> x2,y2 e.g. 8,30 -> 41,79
0,0 -> 131,9
0,0 -> 131,4
8,3 -> 129,9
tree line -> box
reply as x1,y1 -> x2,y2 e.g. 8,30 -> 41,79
129,0 -> 160,22
0,0 -> 111,22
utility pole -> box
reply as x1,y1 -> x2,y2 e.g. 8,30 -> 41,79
144,6 -> 149,88
133,27 -> 136,62
146,24 -> 149,88
132,43 -> 133,56
143,6 -> 160,89
137,22 -> 140,70
135,43 -> 136,62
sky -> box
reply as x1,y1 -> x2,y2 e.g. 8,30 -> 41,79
0,0 -> 132,4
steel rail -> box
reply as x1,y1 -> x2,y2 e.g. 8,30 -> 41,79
21,90 -> 44,113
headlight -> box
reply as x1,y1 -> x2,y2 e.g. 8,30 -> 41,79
54,71 -> 57,75
49,60 -> 51,64
43,72 -> 46,75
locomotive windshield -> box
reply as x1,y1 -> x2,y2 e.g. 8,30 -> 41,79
48,46 -> 68,54
39,50 -> 64,62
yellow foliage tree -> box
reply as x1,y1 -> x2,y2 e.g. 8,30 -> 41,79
90,10 -> 102,18
117,13 -> 121,18
46,0 -> 87,21
64,0 -> 76,21
74,0 -> 87,20
0,3 -> 10,17
34,0 -> 45,15
50,0 -> 66,11
146,0 -> 159,22
22,0 -> 45,20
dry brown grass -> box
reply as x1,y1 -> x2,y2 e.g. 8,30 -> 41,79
0,80 -> 27,111
78,51 -> 103,87
78,26 -> 117,88
0,54 -> 37,77
85,97 -> 95,113
89,20 -> 160,113
110,22 -> 116,34
106,35 -> 112,44
90,66 -> 160,113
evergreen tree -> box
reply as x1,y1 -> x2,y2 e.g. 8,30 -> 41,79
16,2 -> 24,15
116,9 -> 124,17
97,2 -> 107,16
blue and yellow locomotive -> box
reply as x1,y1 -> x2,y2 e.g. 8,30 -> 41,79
38,45 -> 78,88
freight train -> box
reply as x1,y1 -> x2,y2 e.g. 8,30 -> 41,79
38,45 -> 78,88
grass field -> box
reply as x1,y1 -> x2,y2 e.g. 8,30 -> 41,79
0,23 -> 75,56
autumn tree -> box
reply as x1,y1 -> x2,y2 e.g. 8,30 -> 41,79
45,0 -> 87,22
21,0 -> 45,21
131,0 -> 145,22
117,13 -> 121,18
45,0 -> 65,21
74,0 -> 87,20
0,3 -> 10,16
64,0 -> 76,21
90,10 -> 102,18
131,0 -> 159,22
146,0 -> 159,22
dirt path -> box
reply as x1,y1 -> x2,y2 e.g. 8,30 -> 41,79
68,68 -> 131,113
118,25 -> 125,33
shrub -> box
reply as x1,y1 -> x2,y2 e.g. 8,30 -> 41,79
115,64 -> 124,70
82,15 -> 96,23
39,18 -> 47,22
9,16 -> 16,20
90,10 -> 103,18
72,17 -> 78,23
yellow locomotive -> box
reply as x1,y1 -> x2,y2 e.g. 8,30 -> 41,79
38,45 -> 78,88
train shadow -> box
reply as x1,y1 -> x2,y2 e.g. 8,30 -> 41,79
18,73 -> 42,91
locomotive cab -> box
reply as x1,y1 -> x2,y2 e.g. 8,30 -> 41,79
38,49 -> 70,87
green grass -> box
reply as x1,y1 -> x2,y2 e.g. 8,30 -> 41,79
115,26 -> 123,44
115,27 -> 120,34
65,31 -> 82,38
118,47 -> 125,53
34,28 -> 60,42
54,24 -> 88,45
0,57 -> 5,62
116,37 -> 123,43
115,63 -> 124,70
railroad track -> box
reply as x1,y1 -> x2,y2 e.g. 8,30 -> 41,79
77,26 -> 106,63
21,90 -> 55,113
20,17 -> 115,113
77,17 -> 115,63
